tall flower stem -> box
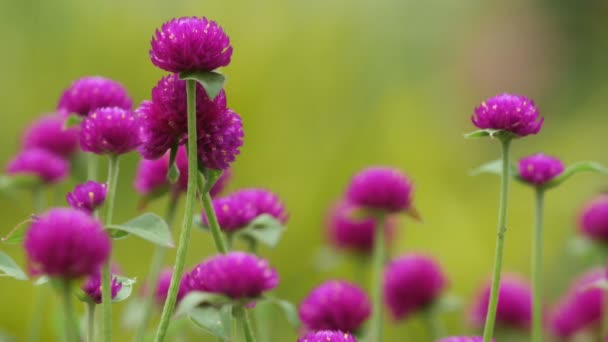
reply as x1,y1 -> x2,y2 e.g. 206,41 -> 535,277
87,302 -> 96,342
135,195 -> 180,342
235,305 -> 256,342
482,137 -> 512,342
101,154 -> 120,342
60,280 -> 79,342
531,188 -> 544,342
202,191 -> 228,253
370,214 -> 386,342
27,187 -> 46,342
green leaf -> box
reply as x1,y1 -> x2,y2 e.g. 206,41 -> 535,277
179,71 -> 226,100
0,250 -> 27,280
107,229 -> 130,240
464,129 -> 514,141
113,276 -> 137,302
63,114 -> 83,129
543,161 -> 608,190
2,218 -> 33,244
469,159 -> 518,177
236,214 -> 286,248
174,291 -> 231,317
261,295 -> 300,328
188,306 -> 230,339
167,142 -> 180,184
34,276 -> 49,286
121,297 -> 146,330
107,213 -> 174,247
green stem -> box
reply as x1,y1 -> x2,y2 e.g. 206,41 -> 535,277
135,196 -> 180,342
154,79 -> 200,342
370,214 -> 386,342
202,191 -> 228,253
87,302 -> 96,342
27,187 -> 46,342
422,308 -> 445,340
60,280 -> 78,342
482,137 -> 512,342
88,153 -> 98,181
236,306 -> 256,342
531,188 -> 544,342
101,155 -> 120,342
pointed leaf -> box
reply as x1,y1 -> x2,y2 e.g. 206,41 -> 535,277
174,291 -> 231,317
63,114 -> 83,129
34,276 -> 49,286
179,71 -> 226,100
188,306 -> 229,339
2,218 -> 33,244
262,295 -> 300,328
464,129 -> 500,139
543,161 -> 608,190
201,168 -> 223,193
113,276 -> 137,302
107,213 -> 174,247
469,159 -> 518,177
0,250 -> 27,280
237,214 -> 285,248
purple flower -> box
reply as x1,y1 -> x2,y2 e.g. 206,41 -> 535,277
346,167 -> 414,213
57,76 -> 132,117
549,268 -> 604,338
383,254 -> 447,320
471,93 -> 543,137
155,268 -> 188,306
297,331 -> 357,342
470,274 -> 532,330
197,108 -> 244,170
299,280 -> 371,333
6,148 -> 69,184
134,153 -> 170,195
578,195 -> 608,243
81,264 -> 121,304
80,107 -> 141,155
327,201 -> 396,254
21,114 -> 79,158
185,252 -> 278,299
66,181 -> 107,214
518,153 -> 564,185
150,17 -> 233,73
437,337 -> 489,342
24,208 -> 110,279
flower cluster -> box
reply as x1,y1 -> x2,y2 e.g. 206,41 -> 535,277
471,93 -> 543,137
66,181 -> 107,214
57,76 -> 132,117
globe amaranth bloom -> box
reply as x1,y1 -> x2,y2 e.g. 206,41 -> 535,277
346,167 -> 414,213
384,253 -> 447,320
80,107 -> 141,155
299,280 -> 371,333
155,268 -> 188,306
24,208 -> 110,279
549,268 -> 604,338
297,331 -> 357,342
437,337 -> 489,342
471,93 -> 543,137
6,148 -> 69,184
57,76 -> 132,117
470,274 -> 532,330
81,264 -> 121,304
21,114 -> 79,158
150,16 -> 232,73
66,181 -> 107,214
196,108 -> 244,170
578,195 -> 608,243
184,252 -> 278,299
518,153 -> 564,185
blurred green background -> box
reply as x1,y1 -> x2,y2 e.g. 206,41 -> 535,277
1,0 -> 607,340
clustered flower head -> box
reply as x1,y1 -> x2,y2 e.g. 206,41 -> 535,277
471,93 -> 543,137
150,17 -> 233,73
299,280 -> 371,333
6,148 -> 69,184
81,265 -> 122,304
57,76 -> 132,117
578,195 -> 608,243
184,252 -> 278,299
383,253 -> 447,320
470,274 -> 532,330
297,330 -> 357,342
155,268 -> 188,306
196,108 -> 244,170
437,337 -> 489,342
24,208 -> 110,279
66,181 -> 107,214
518,153 -> 564,185
346,167 -> 414,213
21,114 -> 79,158
80,107 -> 141,155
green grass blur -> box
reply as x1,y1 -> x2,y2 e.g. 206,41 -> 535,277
0,0 -> 607,341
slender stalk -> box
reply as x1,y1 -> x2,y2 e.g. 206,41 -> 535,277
101,154 -> 120,342
60,280 -> 78,342
482,137 -> 512,342
370,214 -> 386,342
88,153 -> 98,181
202,190 -> 228,253
27,187 -> 46,342
236,306 -> 256,342
135,196 -> 180,342
531,188 -> 544,342
87,302 -> 96,342
422,308 -> 445,340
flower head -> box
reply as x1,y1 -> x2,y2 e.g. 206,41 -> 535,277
346,167 -> 414,213
21,114 -> 79,158
80,107 -> 141,155
185,252 -> 278,299
518,154 -> 564,185
24,208 -> 110,279
437,337 -> 489,342
81,264 -> 121,304
578,195 -> 608,243
384,254 -> 447,320
150,17 -> 232,73
297,331 -> 357,342
66,181 -> 107,214
57,76 -> 132,117
299,280 -> 371,333
471,93 -> 543,137
470,274 -> 532,330
6,148 -> 69,184
155,268 -> 188,306
197,108 -> 244,170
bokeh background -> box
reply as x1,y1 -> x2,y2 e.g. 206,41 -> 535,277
1,0 -> 607,340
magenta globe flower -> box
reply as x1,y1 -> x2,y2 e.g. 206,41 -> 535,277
21,114 -> 79,158
81,265 -> 122,304
346,167 -> 414,213
66,181 -> 107,214
197,108 -> 244,170
6,148 -> 69,184
437,337 -> 489,342
471,93 -> 543,137
470,274 -> 532,330
383,253 -> 447,320
57,76 -> 132,117
578,195 -> 608,243
80,107 -> 141,155
150,17 -> 233,73
185,252 -> 278,299
518,154 -> 564,185
155,268 -> 188,306
299,280 -> 371,333
297,331 -> 357,342
24,208 -> 111,279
